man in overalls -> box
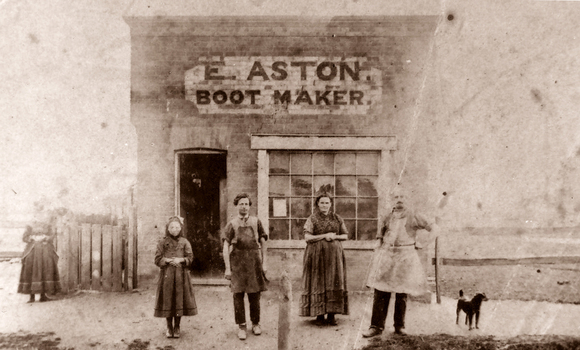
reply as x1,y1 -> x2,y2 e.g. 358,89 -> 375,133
362,186 -> 436,338
222,193 -> 268,340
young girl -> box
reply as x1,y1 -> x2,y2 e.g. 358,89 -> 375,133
18,222 -> 61,302
154,216 -> 197,338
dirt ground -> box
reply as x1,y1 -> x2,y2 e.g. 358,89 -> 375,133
2,261 -> 580,350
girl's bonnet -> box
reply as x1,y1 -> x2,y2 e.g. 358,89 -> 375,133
165,216 -> 185,237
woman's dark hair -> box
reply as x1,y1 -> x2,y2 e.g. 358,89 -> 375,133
165,216 -> 184,237
314,191 -> 334,207
233,193 -> 252,206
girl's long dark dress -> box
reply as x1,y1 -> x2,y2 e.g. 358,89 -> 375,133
154,236 -> 197,317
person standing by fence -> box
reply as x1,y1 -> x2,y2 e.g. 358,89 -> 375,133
222,193 -> 268,341
363,186 -> 436,338
18,222 -> 61,302
154,216 -> 197,338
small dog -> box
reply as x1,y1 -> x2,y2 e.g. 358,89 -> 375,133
456,290 -> 488,330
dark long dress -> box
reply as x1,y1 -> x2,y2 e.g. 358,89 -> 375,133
18,227 -> 61,295
154,236 -> 198,317
299,209 -> 349,317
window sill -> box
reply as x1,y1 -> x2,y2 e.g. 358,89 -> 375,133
267,239 -> 376,250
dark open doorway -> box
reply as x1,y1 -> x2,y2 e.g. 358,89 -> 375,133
178,151 -> 227,279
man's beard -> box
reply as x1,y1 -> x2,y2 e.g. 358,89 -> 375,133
393,202 -> 405,210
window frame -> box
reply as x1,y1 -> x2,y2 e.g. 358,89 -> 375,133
251,134 -> 397,250
268,151 -> 380,241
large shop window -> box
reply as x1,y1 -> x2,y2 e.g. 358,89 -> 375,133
268,151 -> 379,241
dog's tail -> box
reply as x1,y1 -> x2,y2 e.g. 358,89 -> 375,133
459,290 -> 464,297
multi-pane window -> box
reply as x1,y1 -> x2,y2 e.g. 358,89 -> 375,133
268,151 -> 379,240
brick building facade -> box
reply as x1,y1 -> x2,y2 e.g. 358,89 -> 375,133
124,15 -> 438,290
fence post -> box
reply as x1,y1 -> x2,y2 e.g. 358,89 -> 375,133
435,236 -> 441,304
69,223 -> 80,291
112,225 -> 123,292
132,203 -> 138,289
56,224 -> 69,294
278,271 -> 292,350
126,206 -> 135,291
81,224 -> 92,290
102,225 -> 112,292
91,224 -> 102,290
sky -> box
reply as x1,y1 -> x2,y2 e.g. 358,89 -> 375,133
1,0 -> 580,230
1,0 -> 136,221
0,0 -> 440,222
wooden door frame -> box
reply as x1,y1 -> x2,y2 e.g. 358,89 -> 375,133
174,148 -> 227,221
174,149 -> 229,285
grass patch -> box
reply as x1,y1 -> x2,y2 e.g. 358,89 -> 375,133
361,334 -> 580,350
0,332 -> 72,350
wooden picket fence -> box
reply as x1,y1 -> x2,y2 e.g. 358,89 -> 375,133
431,237 -> 580,303
54,207 -> 138,293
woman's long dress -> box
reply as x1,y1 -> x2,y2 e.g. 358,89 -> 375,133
18,228 -> 61,295
299,210 -> 349,317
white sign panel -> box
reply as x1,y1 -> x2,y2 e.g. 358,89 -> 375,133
273,198 -> 287,217
184,57 -> 383,115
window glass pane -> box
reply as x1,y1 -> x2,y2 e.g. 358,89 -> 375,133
313,176 -> 334,196
291,219 -> 307,240
336,176 -> 356,196
291,176 -> 312,196
343,219 -> 356,240
269,151 -> 381,241
313,153 -> 334,175
291,153 -> 312,174
356,153 -> 379,175
357,176 -> 378,197
357,220 -> 378,240
269,152 -> 289,174
335,153 -> 355,174
335,198 -> 356,218
269,219 -> 289,240
357,198 -> 378,218
269,176 -> 289,197
291,197 -> 312,218
269,197 -> 288,218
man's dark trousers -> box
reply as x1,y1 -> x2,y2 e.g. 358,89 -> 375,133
369,289 -> 407,330
233,292 -> 260,325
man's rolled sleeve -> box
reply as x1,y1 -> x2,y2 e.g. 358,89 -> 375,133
377,215 -> 390,239
257,219 -> 268,241
414,213 -> 433,232
222,223 -> 235,244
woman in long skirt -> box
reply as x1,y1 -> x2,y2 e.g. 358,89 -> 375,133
18,223 -> 61,302
299,192 -> 349,325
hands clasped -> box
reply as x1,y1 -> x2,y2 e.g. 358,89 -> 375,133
164,257 -> 185,267
324,232 -> 337,241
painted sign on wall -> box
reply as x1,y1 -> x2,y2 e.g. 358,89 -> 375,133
184,57 -> 382,114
